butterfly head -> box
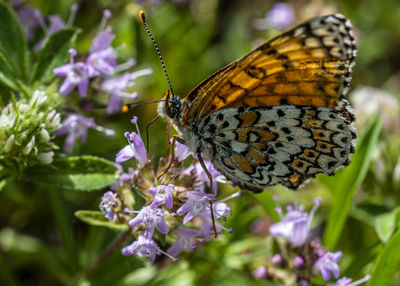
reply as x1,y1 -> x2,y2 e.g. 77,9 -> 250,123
158,90 -> 182,119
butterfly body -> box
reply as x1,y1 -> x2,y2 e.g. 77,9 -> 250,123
158,14 -> 357,192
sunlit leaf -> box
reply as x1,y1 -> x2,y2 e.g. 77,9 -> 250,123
368,229 -> 400,286
321,117 -> 381,250
24,156 -> 118,191
31,28 -> 78,84
74,210 -> 128,230
0,2 -> 28,81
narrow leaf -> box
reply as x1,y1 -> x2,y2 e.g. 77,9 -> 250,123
0,2 -> 28,81
0,53 -> 19,91
25,156 -> 118,191
375,209 -> 398,243
31,28 -> 78,84
252,191 -> 280,222
367,229 -> 400,286
322,117 -> 381,250
74,210 -> 128,230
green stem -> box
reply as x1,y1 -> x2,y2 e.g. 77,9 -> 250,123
69,230 -> 131,286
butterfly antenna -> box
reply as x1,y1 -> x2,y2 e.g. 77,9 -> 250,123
139,11 -> 175,97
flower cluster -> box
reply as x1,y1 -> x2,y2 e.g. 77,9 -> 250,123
252,196 -> 371,285
53,9 -> 152,114
0,90 -> 61,174
46,8 -> 153,153
99,117 -> 240,262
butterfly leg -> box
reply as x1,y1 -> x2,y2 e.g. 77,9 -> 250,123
157,135 -> 182,182
197,153 -> 218,238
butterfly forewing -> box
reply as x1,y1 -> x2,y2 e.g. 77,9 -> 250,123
182,14 -> 356,126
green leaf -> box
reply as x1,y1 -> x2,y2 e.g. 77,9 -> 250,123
322,117 -> 381,250
133,187 -> 146,211
74,210 -> 128,230
367,229 -> 400,286
31,28 -> 78,84
375,209 -> 399,244
251,191 -> 280,222
0,178 -> 6,191
0,2 -> 28,81
0,53 -> 19,91
25,156 -> 119,191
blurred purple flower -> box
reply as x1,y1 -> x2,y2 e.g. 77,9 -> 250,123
34,4 -> 79,50
253,266 -> 267,280
128,206 -> 169,237
269,197 -> 321,247
149,184 -> 175,209
253,2 -> 294,30
13,0 -> 42,41
167,228 -> 201,255
115,131 -> 148,167
99,191 -> 119,220
293,256 -> 305,268
314,251 -> 342,281
327,275 -> 371,286
54,49 -> 99,97
271,254 -> 283,266
87,27 -> 117,75
90,26 -> 115,54
55,113 -> 114,153
101,68 -> 153,114
122,234 -> 177,262
121,234 -> 159,262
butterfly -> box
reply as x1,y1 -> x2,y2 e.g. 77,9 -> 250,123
154,13 -> 357,193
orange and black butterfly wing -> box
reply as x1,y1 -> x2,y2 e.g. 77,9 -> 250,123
184,14 -> 357,192
182,14 -> 356,125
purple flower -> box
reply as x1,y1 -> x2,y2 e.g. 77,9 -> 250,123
271,254 -> 282,266
110,165 -> 135,191
293,256 -> 304,268
86,10 -> 117,75
87,29 -> 117,75
54,49 -> 99,97
149,184 -> 175,209
128,206 -> 169,237
13,0 -> 42,41
121,234 -> 159,262
115,131 -> 148,167
253,266 -> 267,280
55,113 -> 114,153
167,228 -> 200,255
269,197 -> 321,247
101,68 -> 153,114
176,191 -> 215,224
34,4 -> 79,50
196,191 -> 240,240
183,160 -> 224,194
99,191 -> 119,220
314,251 -> 342,281
327,275 -> 371,286
122,234 -> 178,262
174,140 -> 191,161
253,2 -> 294,31
90,26 -> 115,54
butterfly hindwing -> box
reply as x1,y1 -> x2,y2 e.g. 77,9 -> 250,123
197,101 -> 356,192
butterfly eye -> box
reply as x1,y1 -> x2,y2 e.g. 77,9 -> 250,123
166,96 -> 182,119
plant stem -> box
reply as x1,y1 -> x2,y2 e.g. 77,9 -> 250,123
69,230 -> 131,286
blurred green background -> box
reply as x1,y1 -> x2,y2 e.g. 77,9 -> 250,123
1,0 -> 400,285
